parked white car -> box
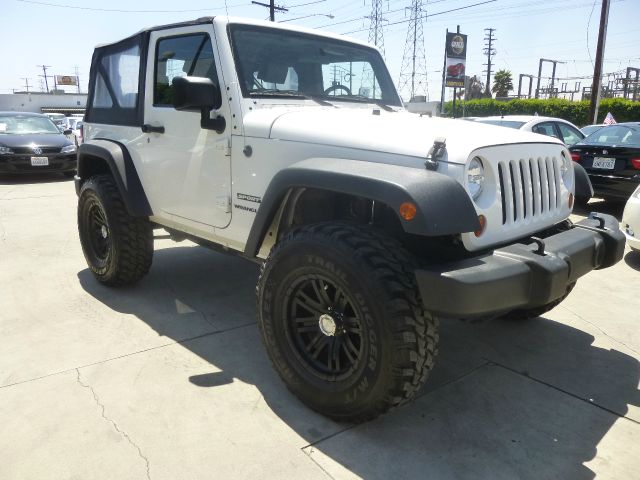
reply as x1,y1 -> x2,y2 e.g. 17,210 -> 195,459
622,185 -> 640,251
473,115 -> 585,146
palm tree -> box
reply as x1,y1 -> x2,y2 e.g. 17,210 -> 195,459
492,69 -> 513,98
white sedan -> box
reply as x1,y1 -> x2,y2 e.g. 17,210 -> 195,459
622,185 -> 640,252
473,115 -> 585,146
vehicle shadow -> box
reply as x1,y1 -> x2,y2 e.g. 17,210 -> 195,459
624,250 -> 640,271
78,246 -> 640,480
0,172 -> 71,185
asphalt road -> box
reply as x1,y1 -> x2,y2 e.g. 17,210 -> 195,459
1,173 -> 638,480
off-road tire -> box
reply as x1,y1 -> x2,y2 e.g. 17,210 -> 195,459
256,223 -> 438,423
78,174 -> 153,286
502,282 -> 576,320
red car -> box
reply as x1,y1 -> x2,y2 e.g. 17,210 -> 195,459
447,62 -> 465,78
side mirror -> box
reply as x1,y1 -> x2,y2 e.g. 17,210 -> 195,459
172,76 -> 225,133
172,76 -> 220,111
63,129 -> 73,135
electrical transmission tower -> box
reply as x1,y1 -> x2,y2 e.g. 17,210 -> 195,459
398,0 -> 428,102
362,0 -> 387,99
483,28 -> 496,96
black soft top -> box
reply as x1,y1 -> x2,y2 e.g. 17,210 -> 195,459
95,16 -> 215,50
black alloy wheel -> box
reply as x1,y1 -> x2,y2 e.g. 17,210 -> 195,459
285,273 -> 364,381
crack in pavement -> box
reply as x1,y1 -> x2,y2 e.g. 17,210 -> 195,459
75,369 -> 151,480
559,304 -> 640,356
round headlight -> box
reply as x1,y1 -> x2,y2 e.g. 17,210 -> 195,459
467,156 -> 485,200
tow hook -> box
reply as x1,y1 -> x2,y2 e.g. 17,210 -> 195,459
589,212 -> 606,229
530,236 -> 546,255
425,137 -> 446,171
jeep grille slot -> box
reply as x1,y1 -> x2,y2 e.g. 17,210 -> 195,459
499,156 -> 562,225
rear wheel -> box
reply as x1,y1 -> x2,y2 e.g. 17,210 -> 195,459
78,175 -> 153,286
257,223 -> 438,422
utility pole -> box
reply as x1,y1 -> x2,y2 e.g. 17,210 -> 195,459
398,0 -> 428,102
483,28 -> 496,97
21,78 -> 31,93
37,64 -> 52,93
251,0 -> 288,21
588,0 -> 610,124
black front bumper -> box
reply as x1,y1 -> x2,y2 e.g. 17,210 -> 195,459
415,213 -> 625,318
0,154 -> 76,174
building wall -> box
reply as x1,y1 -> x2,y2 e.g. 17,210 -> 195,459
0,93 -> 87,114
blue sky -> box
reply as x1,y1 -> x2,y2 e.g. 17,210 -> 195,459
1,0 -> 638,102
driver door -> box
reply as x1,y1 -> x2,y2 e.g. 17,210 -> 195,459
138,26 -> 232,231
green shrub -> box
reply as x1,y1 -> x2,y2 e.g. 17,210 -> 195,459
443,98 -> 640,126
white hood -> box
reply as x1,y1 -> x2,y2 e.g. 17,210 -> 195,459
242,107 -> 564,164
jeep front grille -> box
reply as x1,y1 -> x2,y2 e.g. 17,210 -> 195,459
498,156 -> 562,225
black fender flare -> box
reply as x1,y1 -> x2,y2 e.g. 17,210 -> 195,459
244,158 -> 480,257
573,162 -> 594,200
76,139 -> 152,217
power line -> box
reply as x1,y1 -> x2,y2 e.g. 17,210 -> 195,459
341,0 -> 498,36
36,65 -> 51,93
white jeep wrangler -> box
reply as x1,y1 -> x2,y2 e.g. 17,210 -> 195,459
75,16 -> 625,422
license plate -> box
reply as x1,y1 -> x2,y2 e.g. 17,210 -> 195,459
30,156 -> 49,166
592,157 -> 615,169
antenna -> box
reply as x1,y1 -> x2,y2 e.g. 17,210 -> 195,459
398,0 -> 428,102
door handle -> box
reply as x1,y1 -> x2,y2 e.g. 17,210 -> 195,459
141,124 -> 165,134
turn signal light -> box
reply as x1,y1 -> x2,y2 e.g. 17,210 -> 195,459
474,214 -> 487,237
631,158 -> 640,170
570,152 -> 581,162
399,202 -> 417,221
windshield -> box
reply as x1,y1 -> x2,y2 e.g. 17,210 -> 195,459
583,125 -> 640,147
474,119 -> 526,129
229,24 -> 401,106
0,115 -> 61,135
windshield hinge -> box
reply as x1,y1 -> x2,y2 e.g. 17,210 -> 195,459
425,137 -> 446,171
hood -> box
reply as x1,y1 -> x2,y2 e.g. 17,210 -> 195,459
0,133 -> 73,149
243,107 -> 563,164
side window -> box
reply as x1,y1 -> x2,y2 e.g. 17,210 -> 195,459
154,33 -> 219,107
556,122 -> 584,146
532,122 -> 560,139
87,37 -> 143,125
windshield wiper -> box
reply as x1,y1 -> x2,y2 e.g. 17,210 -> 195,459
249,89 -> 334,107
325,94 -> 397,111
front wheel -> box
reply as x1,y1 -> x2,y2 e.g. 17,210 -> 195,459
77,175 -> 153,286
256,223 -> 438,422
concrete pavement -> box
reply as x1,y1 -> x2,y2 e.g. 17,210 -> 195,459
1,174 -> 638,479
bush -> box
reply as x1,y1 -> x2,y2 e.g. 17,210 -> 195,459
443,98 -> 640,126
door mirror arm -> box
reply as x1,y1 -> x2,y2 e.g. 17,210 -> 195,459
200,107 -> 226,133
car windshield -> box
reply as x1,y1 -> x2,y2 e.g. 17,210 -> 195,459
0,115 -> 60,134
229,24 -> 401,106
582,126 -> 640,147
474,119 -> 526,129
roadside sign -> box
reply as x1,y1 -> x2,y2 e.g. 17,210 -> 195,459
445,32 -> 467,88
